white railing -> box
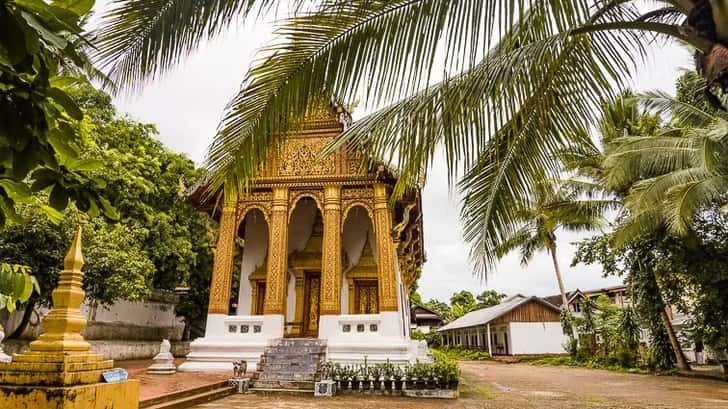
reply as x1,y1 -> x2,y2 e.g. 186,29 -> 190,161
337,314 -> 382,335
222,315 -> 265,337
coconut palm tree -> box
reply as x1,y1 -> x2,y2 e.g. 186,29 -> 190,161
604,87 -> 728,241
491,178 -> 613,311
94,0 -> 728,276
566,92 -> 695,371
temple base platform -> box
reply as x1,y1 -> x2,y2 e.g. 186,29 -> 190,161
179,313 -> 432,372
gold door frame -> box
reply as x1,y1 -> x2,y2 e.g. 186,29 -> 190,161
302,271 -> 321,337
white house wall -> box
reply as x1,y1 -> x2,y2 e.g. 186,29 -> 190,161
508,322 -> 567,355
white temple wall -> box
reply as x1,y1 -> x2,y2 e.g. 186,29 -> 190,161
236,209 -> 269,315
341,207 -> 375,314
342,207 -> 376,267
286,272 -> 296,322
287,199 -> 317,253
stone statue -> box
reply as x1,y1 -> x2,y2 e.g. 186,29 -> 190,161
147,339 -> 176,375
0,325 -> 11,363
232,360 -> 247,378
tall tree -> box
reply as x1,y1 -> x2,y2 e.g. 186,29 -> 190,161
476,290 -> 506,308
0,85 -> 214,338
0,0 -> 114,225
493,179 -> 611,312
94,0 -> 728,278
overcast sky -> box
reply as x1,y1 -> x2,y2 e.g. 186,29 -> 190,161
100,5 -> 693,303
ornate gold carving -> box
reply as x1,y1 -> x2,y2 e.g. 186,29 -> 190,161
208,207 -> 237,314
308,277 -> 320,331
288,190 -> 323,220
373,183 -> 398,312
263,187 -> 289,315
278,138 -> 336,177
320,185 -> 342,315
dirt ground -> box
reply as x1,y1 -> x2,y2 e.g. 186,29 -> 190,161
192,361 -> 728,409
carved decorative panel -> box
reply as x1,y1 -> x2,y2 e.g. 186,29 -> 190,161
277,138 -> 337,176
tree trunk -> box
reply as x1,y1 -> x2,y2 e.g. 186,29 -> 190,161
548,244 -> 569,309
7,299 -> 36,339
661,307 -> 691,371
549,243 -> 577,339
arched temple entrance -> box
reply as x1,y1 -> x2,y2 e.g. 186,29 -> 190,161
181,105 -> 427,372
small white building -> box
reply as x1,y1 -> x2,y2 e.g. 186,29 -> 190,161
438,295 -> 567,356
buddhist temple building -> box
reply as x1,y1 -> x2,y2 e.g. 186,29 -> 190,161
180,105 -> 427,371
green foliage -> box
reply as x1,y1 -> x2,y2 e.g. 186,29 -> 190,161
0,263 -> 39,312
0,0 -> 117,226
476,290 -> 507,308
0,85 -> 213,336
530,356 -> 649,375
323,355 -> 460,388
432,346 -> 491,361
412,328 -> 443,348
422,298 -> 451,318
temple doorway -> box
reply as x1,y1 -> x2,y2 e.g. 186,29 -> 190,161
354,280 -> 379,314
302,271 -> 321,337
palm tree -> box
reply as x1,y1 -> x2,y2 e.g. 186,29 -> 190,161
492,178 -> 612,311
567,92 -> 698,371
603,87 -> 728,242
93,0 -> 728,277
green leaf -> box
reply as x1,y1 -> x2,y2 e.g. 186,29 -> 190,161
38,204 -> 64,224
30,168 -> 61,191
49,183 -> 69,210
47,125 -> 80,162
0,179 -> 33,201
66,158 -> 102,172
47,87 -> 83,120
98,196 -> 120,221
51,0 -> 95,18
19,11 -> 68,50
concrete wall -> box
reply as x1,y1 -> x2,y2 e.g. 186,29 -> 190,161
508,322 -> 567,355
3,339 -> 190,361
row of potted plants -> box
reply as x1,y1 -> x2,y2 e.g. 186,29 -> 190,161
320,358 -> 460,390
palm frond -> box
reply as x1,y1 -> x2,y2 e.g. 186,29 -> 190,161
637,90 -> 727,128
206,0 -> 512,198
93,0 -> 279,92
663,175 -> 728,235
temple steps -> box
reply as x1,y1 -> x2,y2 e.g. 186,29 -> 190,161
140,380 -> 233,409
251,338 -> 326,393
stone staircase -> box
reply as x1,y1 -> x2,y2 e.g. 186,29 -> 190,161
139,380 -> 233,409
251,338 -> 326,393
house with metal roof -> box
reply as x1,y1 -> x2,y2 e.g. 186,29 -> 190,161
437,295 -> 568,355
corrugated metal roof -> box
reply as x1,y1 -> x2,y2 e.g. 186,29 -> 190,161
437,295 -> 561,332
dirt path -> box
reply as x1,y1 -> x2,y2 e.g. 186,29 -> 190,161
458,361 -> 728,408
192,361 -> 728,408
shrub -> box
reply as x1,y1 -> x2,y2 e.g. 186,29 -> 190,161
432,346 -> 491,361
411,329 -> 426,340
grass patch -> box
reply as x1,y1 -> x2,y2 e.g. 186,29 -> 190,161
459,382 -> 499,400
431,346 -> 491,361
531,356 -> 649,374
584,397 -> 605,405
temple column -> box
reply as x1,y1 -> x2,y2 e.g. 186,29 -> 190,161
263,187 -> 289,316
321,185 -> 342,315
208,205 -> 237,315
373,183 -> 399,313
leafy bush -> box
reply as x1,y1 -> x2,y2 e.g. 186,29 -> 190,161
531,356 -> 648,374
432,346 -> 491,361
322,354 -> 460,388
411,329 -> 426,340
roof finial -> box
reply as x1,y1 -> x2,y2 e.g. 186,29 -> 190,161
63,226 -> 84,272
